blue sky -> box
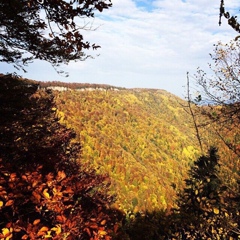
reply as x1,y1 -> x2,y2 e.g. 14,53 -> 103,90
1,0 -> 239,97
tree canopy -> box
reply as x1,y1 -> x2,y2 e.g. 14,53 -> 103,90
0,0 -> 112,73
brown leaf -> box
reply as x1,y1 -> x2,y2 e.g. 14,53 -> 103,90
39,226 -> 49,232
100,219 -> 106,225
21,234 -> 29,239
5,200 -> 14,207
66,220 -> 76,229
32,191 -> 41,202
5,223 -> 12,228
37,226 -> 49,236
84,228 -> 91,236
14,227 -> 22,233
57,170 -> 66,181
89,223 -> 98,229
33,219 -> 41,225
46,172 -> 54,181
21,175 -> 27,181
32,180 -> 39,188
113,224 -> 119,233
56,215 -> 66,223
9,173 -> 17,181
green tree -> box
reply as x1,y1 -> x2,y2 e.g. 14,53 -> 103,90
172,147 -> 239,239
0,0 -> 112,73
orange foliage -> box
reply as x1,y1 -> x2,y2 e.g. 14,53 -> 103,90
0,75 -> 124,239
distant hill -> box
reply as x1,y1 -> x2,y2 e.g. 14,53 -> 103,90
2,76 -> 237,213
53,85 -> 202,212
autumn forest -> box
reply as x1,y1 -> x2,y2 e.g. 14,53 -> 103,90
0,0 -> 240,239
0,74 -> 239,239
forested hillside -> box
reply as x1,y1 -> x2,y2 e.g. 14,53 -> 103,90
1,76 -> 239,239
50,83 -> 239,239
53,85 -> 202,212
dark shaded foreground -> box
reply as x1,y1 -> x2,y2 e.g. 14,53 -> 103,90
0,74 -> 124,239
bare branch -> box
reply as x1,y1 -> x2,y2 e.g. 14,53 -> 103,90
186,72 -> 203,153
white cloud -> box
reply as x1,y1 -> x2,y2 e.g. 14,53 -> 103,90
1,0 -> 238,97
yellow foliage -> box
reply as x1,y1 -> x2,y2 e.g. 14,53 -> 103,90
213,207 -> 219,215
98,230 -> 107,236
1,228 -> 13,240
43,189 -> 50,199
54,88 -> 202,212
51,225 -> 62,235
182,146 -> 198,159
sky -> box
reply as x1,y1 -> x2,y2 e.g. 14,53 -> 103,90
1,0 -> 239,97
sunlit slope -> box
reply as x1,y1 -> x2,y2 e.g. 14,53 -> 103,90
54,88 -> 201,212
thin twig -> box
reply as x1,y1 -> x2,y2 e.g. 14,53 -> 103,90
186,72 -> 203,153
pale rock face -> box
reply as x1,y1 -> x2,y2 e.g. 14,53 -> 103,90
46,86 -> 68,91
41,85 -> 121,92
